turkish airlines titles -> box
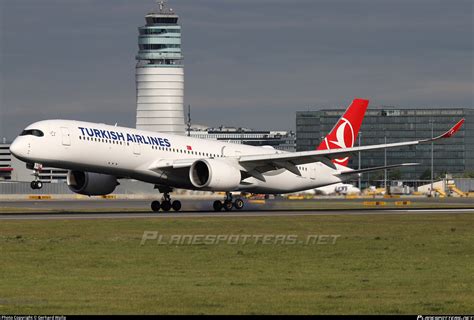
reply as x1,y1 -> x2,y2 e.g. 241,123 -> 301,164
78,126 -> 171,147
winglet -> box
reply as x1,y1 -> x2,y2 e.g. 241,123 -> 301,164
431,118 -> 464,141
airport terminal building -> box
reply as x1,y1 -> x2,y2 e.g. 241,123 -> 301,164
296,107 -> 474,180
190,126 -> 296,152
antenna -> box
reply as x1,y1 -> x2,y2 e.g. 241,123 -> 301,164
186,104 -> 191,137
156,0 -> 171,13
158,0 -> 165,12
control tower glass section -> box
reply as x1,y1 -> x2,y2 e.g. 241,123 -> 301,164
136,5 -> 182,65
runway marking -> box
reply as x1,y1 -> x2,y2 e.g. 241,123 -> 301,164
392,208 -> 474,212
1,208 -> 473,220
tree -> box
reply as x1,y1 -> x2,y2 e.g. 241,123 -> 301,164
419,169 -> 431,181
389,169 -> 402,181
461,171 -> 474,178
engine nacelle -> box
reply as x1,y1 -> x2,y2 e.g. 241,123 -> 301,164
189,159 -> 241,191
67,170 -> 118,196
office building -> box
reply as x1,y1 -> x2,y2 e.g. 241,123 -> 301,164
296,107 -> 474,180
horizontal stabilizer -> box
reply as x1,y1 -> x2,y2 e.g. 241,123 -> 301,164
338,163 -> 420,176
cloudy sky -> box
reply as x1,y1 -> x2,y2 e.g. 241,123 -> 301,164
0,0 -> 472,140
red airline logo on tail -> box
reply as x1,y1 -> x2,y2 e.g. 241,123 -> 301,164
327,117 -> 355,149
317,98 -> 369,167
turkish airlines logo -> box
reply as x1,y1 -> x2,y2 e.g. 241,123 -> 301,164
324,117 -> 355,164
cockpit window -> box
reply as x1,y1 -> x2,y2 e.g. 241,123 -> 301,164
20,129 -> 44,137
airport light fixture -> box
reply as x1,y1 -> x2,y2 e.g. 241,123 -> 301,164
430,119 -> 434,196
384,135 -> 387,191
358,132 -> 362,189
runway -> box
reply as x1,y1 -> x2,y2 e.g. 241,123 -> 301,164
1,198 -> 473,220
1,208 -> 474,220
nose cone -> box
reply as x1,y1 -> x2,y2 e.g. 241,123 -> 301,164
9,138 -> 25,159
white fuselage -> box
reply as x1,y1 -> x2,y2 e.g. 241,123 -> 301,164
10,120 -> 349,194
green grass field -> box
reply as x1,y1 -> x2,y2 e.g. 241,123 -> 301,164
1,213 -> 473,314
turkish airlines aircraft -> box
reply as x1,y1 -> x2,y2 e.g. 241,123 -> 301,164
9,99 -> 464,212
316,183 -> 361,195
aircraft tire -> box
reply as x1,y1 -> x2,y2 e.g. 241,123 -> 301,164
234,198 -> 244,210
161,200 -> 171,212
151,201 -> 161,212
213,200 -> 223,211
223,200 -> 233,211
172,200 -> 181,211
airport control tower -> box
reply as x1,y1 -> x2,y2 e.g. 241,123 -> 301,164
135,1 -> 185,134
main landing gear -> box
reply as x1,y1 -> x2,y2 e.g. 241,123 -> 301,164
28,163 -> 43,190
213,192 -> 245,212
151,192 -> 181,213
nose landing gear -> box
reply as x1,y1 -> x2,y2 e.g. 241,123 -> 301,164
30,180 -> 43,190
28,163 -> 43,190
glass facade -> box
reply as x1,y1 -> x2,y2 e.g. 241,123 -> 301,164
190,129 -> 296,152
296,107 -> 474,180
136,11 -> 182,65
0,144 -> 12,181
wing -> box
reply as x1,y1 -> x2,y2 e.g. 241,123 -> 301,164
337,163 -> 419,176
237,119 -> 464,175
145,119 -> 464,180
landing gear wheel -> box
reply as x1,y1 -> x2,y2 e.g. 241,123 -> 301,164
223,200 -> 233,211
234,198 -> 244,210
30,181 -> 43,190
151,201 -> 161,212
213,200 -> 223,212
172,200 -> 181,212
161,200 -> 171,212
151,188 -> 182,213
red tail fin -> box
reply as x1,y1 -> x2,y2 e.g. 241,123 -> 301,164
316,98 -> 369,167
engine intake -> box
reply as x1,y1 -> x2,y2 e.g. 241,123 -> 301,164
67,170 -> 118,196
189,159 -> 241,191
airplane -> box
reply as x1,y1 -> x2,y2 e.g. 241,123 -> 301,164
286,183 -> 360,196
9,98 -> 464,212
316,183 -> 361,195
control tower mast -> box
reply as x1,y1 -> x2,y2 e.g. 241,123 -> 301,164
135,1 -> 185,134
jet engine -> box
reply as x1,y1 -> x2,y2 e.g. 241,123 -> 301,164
67,170 -> 118,196
189,159 -> 241,191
